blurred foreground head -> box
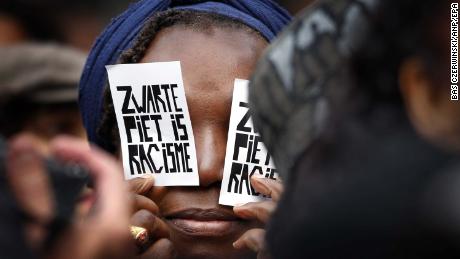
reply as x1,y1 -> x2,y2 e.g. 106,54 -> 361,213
251,0 -> 457,174
250,0 -> 460,258
0,44 -> 86,151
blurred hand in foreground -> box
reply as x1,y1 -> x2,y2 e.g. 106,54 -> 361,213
7,135 -> 136,259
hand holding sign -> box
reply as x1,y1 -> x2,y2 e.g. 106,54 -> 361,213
233,176 -> 283,258
127,177 -> 174,259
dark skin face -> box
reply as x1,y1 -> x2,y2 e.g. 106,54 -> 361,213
136,26 -> 268,258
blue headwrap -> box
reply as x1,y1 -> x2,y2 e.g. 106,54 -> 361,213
79,0 -> 291,148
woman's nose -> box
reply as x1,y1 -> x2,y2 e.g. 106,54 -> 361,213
194,125 -> 227,187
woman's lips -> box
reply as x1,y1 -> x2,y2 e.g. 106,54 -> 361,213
165,209 -> 240,237
169,219 -> 236,236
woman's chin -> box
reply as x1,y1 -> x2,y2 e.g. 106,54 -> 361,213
169,229 -> 256,259
172,245 -> 256,259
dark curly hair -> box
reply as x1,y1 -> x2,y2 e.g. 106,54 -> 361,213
98,9 -> 263,153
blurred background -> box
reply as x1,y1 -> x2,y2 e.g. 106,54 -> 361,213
0,0 -> 314,51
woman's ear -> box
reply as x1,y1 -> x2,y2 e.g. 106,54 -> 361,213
399,58 -> 460,150
399,58 -> 435,131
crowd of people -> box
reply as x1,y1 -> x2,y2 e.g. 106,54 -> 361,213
0,0 -> 458,258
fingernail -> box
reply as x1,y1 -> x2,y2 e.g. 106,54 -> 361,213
233,240 -> 242,249
251,175 -> 266,183
234,208 -> 252,218
251,174 -> 265,179
140,174 -> 154,180
252,178 -> 270,194
234,203 -> 246,207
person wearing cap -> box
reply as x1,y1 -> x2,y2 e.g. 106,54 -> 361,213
0,44 -> 138,259
0,43 -> 86,151
79,0 -> 291,258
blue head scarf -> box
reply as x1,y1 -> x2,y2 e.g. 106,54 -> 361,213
79,0 -> 291,148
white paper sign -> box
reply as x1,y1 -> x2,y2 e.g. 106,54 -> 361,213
106,61 -> 199,186
219,79 -> 278,206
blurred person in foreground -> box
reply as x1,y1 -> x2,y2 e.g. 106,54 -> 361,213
0,44 -> 143,259
0,44 -> 97,234
0,44 -> 87,153
250,0 -> 460,258
0,135 -> 137,259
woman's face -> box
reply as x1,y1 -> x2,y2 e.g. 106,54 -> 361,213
138,26 -> 267,258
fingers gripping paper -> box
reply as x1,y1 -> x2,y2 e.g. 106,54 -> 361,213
219,79 -> 278,206
106,61 -> 199,186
